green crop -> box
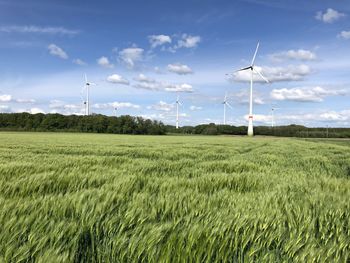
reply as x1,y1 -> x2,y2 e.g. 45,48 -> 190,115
0,132 -> 349,262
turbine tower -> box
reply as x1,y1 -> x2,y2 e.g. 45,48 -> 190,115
83,74 -> 96,116
235,42 -> 269,136
223,93 -> 233,125
175,95 -> 182,129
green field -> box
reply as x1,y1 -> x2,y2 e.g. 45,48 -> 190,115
0,132 -> 349,262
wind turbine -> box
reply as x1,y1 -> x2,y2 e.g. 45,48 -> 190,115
235,42 -> 269,136
83,74 -> 96,116
270,106 -> 281,128
223,93 -> 233,125
113,107 -> 118,117
175,95 -> 182,129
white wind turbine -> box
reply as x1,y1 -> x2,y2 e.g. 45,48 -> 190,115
175,95 -> 182,129
271,106 -> 280,128
113,107 -> 118,117
82,74 -> 96,116
234,42 -> 269,136
223,93 -> 233,125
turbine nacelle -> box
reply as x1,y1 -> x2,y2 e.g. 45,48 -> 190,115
176,95 -> 182,106
233,43 -> 270,84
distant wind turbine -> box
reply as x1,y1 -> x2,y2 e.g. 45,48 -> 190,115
223,93 -> 233,125
271,106 -> 280,128
83,74 -> 96,116
234,42 -> 269,136
175,95 -> 182,129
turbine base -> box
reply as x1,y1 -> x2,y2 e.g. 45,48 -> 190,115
248,116 -> 254,136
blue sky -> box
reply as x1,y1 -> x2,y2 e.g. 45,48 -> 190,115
0,0 -> 349,127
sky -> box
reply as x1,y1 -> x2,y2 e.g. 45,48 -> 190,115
0,0 -> 349,127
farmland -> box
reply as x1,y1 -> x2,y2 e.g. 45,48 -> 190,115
0,132 -> 349,262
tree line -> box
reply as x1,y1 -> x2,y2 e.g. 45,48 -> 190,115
0,113 -> 349,138
165,123 -> 350,138
0,113 -> 166,135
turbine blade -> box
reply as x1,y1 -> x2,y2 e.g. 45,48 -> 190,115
236,66 -> 251,72
253,67 -> 269,83
84,73 -> 88,84
178,101 -> 182,106
251,42 -> 260,66
226,102 -> 233,109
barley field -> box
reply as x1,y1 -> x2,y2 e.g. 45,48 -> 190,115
0,132 -> 349,262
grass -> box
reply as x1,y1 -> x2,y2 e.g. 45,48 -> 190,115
0,132 -> 349,262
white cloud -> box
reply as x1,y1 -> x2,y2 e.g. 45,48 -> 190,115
232,64 -> 312,83
231,90 -> 265,105
254,98 -> 265,105
119,47 -> 144,69
149,34 -> 171,48
176,34 -> 201,49
147,101 -> 174,112
244,114 -> 272,123
48,44 -> 68,59
190,105 -> 202,111
15,98 -> 36,103
167,63 -> 193,75
49,100 -> 84,115
338,31 -> 350,39
30,107 -> 45,114
61,104 -> 82,111
49,100 -> 65,109
106,74 -> 129,85
317,110 -> 350,122
49,100 -> 81,110
0,25 -> 79,35
0,105 -> 11,112
0,94 -> 12,102
93,102 -> 140,109
73,58 -> 87,66
164,83 -> 193,93
133,77 -> 194,93
316,8 -> 345,23
270,49 -> 317,61
154,66 -> 163,74
133,74 -> 155,83
270,86 -> 346,102
248,110 -> 350,126
133,82 -> 160,91
141,110 -> 189,123
0,94 -> 36,104
97,56 -> 114,68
